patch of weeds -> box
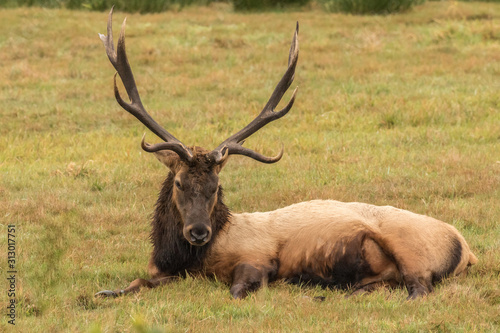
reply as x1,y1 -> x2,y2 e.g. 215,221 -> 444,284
90,179 -> 106,192
465,13 -> 493,21
55,160 -> 95,178
481,289 -> 500,306
75,294 -> 99,310
132,315 -> 164,333
19,296 -> 43,317
213,38 -> 247,49
430,320 -> 454,333
379,112 -> 398,129
480,28 -> 500,41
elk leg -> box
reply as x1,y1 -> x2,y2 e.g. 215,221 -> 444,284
95,275 -> 178,298
348,282 -> 381,297
368,235 -> 433,300
230,263 -> 266,299
348,279 -> 402,298
404,275 -> 430,300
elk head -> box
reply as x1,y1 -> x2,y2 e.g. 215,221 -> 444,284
99,8 -> 299,246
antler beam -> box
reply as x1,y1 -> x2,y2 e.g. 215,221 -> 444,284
210,23 -> 299,164
99,7 -> 194,162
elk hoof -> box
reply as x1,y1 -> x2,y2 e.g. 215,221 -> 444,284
230,284 -> 248,299
406,283 -> 428,300
95,290 -> 119,298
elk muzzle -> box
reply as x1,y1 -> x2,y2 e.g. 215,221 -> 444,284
184,223 -> 212,246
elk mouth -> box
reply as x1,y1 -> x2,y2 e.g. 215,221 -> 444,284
189,237 -> 210,246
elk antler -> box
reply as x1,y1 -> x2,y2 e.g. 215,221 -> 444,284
209,23 -> 299,164
99,7 -> 194,162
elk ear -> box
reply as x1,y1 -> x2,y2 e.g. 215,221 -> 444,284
153,150 -> 181,171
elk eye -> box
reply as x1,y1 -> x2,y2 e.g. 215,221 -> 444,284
174,180 -> 182,190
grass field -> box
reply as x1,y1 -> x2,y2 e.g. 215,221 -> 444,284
1,1 -> 499,332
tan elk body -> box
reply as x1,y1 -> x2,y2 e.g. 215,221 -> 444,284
96,8 -> 477,300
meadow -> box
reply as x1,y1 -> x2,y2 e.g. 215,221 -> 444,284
0,1 -> 499,332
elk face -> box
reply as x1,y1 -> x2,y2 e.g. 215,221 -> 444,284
153,148 -> 225,246
174,170 -> 217,246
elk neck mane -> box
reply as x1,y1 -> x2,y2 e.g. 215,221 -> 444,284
150,171 -> 231,276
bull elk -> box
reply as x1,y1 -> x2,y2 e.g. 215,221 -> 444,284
96,8 -> 477,300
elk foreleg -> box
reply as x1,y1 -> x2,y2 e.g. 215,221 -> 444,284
230,262 -> 278,299
403,275 -> 431,299
95,275 -> 178,298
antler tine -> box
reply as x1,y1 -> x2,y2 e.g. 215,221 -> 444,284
210,23 -> 299,164
99,7 -> 193,162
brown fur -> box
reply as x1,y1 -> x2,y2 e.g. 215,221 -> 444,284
205,200 -> 477,299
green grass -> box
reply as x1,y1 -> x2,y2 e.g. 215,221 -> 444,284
1,2 -> 499,332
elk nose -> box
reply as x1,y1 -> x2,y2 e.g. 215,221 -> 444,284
188,225 -> 211,245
